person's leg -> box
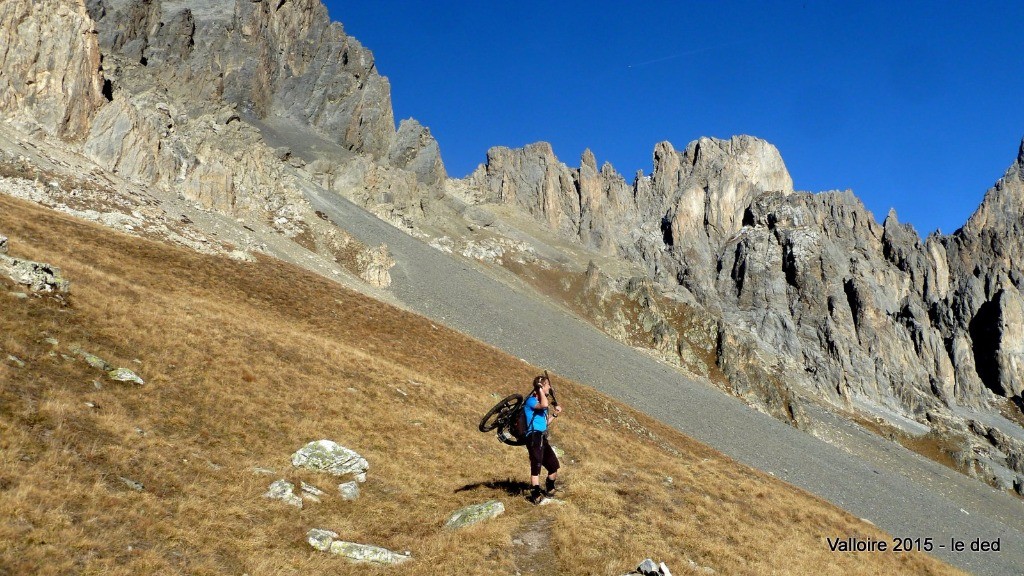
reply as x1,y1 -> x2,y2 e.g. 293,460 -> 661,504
526,434 -> 544,502
542,436 -> 560,494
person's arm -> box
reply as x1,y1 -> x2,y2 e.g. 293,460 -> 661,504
537,390 -> 549,410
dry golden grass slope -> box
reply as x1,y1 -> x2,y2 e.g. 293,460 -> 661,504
0,195 -> 964,576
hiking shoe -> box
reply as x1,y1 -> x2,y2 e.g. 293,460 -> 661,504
544,479 -> 558,496
528,486 -> 544,504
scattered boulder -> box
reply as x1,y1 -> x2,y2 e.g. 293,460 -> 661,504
108,368 -> 144,385
264,479 -> 302,508
291,440 -> 369,479
0,235 -> 6,254
338,481 -> 360,501
6,355 -> 25,368
444,500 -> 505,529
306,529 -> 411,565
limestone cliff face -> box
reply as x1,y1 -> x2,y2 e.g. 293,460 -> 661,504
6,0 -> 448,223
463,135 -> 1024,425
0,0 -> 106,140
85,0 -> 443,184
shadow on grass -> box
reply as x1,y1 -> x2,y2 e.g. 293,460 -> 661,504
455,478 -> 531,496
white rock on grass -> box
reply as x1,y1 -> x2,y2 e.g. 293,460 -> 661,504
71,347 -> 112,371
300,481 -> 326,502
306,529 -> 411,565
338,481 -> 360,501
119,476 -> 144,491
628,559 -> 676,576
291,440 -> 368,478
264,479 -> 302,508
108,368 -> 144,385
444,500 -> 505,529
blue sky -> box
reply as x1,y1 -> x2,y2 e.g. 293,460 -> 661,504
325,1 -> 1024,236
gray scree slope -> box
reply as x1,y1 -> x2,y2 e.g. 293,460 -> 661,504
304,185 -> 1024,576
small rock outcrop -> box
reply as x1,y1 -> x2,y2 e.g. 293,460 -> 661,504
388,119 -> 447,186
291,440 -> 368,479
357,244 -> 396,288
306,529 -> 411,565
0,258 -> 71,294
443,500 -> 505,529
0,240 -> 71,294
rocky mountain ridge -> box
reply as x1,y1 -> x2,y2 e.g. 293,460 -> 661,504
458,134 -> 1024,492
2,0 -> 1023,496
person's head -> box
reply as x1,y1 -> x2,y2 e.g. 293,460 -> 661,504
532,375 -> 550,394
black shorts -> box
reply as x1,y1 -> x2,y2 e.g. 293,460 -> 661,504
526,432 -> 560,476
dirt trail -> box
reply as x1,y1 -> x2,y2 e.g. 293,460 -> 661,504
511,517 -> 557,576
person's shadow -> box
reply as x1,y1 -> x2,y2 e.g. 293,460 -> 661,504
455,478 -> 531,496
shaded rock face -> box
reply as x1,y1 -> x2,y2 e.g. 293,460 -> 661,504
0,0 -> 106,140
89,0 -> 389,156
941,145 -> 1024,399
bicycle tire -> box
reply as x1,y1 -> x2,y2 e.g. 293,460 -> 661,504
479,394 -> 523,432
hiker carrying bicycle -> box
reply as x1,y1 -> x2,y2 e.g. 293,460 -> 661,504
525,374 -> 562,503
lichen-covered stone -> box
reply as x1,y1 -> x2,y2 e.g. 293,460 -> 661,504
264,479 -> 302,508
108,368 -> 144,385
307,528 -> 337,552
71,347 -> 112,372
338,481 -> 360,501
444,500 -> 505,529
291,440 -> 368,478
306,529 -> 411,565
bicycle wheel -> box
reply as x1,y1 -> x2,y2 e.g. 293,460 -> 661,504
479,394 -> 523,432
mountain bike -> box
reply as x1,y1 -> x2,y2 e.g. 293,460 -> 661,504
479,393 -> 527,446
